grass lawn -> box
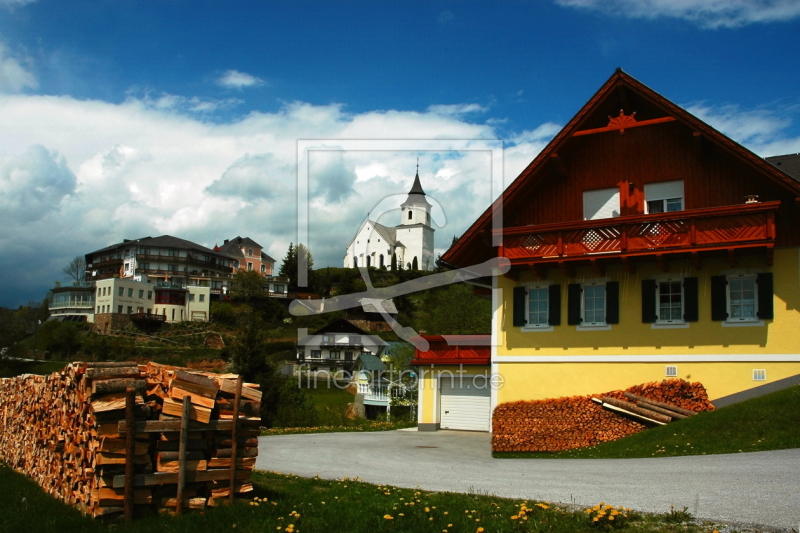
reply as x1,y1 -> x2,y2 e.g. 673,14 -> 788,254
0,464 -> 735,533
494,384 -> 800,459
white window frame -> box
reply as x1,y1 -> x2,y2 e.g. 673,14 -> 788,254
580,282 -> 608,328
655,278 -> 685,325
726,274 -> 759,324
644,180 -> 684,214
522,281 -> 553,332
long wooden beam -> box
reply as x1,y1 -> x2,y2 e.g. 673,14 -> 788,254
111,469 -> 251,489
118,418 -> 260,434
573,116 -> 675,137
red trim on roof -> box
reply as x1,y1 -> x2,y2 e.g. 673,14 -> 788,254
411,335 -> 491,366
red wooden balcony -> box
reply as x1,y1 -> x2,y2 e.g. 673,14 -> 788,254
496,201 -> 778,266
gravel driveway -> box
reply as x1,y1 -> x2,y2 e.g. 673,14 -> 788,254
257,429 -> 800,531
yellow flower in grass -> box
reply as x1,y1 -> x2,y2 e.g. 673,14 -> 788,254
425,507 -> 431,513
477,528 -> 485,533
609,515 -> 615,521
384,514 -> 394,520
593,505 -> 600,511
593,517 -> 600,522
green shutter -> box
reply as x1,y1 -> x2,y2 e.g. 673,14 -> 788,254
567,284 -> 582,325
683,277 -> 699,322
548,284 -> 561,326
757,273 -> 774,319
641,279 -> 657,323
513,286 -> 527,327
606,281 -> 619,324
710,275 -> 728,321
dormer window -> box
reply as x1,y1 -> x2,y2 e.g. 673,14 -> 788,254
645,180 -> 684,214
408,210 -> 413,220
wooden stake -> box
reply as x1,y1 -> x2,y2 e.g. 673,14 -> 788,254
228,375 -> 243,504
176,395 -> 191,515
124,387 -> 135,522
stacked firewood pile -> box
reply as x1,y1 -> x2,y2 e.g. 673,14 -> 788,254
492,379 -> 714,452
0,361 -> 261,518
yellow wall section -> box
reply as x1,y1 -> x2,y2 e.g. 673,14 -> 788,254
498,248 -> 800,356
495,362 -> 800,404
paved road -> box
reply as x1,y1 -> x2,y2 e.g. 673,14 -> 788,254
257,430 -> 800,531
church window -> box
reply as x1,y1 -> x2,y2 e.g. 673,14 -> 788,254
408,211 -> 413,220
379,255 -> 384,268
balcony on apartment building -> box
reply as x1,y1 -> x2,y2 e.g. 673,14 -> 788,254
496,200 -> 778,273
90,258 -> 123,269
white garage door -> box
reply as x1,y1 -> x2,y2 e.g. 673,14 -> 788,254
440,379 -> 491,432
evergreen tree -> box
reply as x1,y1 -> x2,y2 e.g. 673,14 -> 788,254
392,253 -> 397,271
412,256 -> 419,270
279,242 -> 314,289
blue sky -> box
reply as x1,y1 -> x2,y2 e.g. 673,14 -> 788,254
1,0 -> 800,306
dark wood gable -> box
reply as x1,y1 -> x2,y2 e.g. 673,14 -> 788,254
443,69 -> 800,269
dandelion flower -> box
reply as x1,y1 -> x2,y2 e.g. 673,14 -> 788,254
384,515 -> 394,520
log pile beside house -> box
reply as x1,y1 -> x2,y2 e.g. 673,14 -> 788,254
0,361 -> 260,518
492,379 -> 714,452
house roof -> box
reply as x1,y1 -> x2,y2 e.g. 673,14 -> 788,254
357,353 -> 386,372
87,235 -> 223,258
217,236 -> 263,255
765,153 -> 800,182
442,69 -> 800,267
359,298 -> 398,314
312,318 -> 369,336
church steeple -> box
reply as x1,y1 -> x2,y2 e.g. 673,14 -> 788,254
401,163 -> 432,226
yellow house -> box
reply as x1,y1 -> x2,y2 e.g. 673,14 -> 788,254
417,70 -> 800,432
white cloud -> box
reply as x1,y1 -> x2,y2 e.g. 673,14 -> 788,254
0,0 -> 37,7
427,103 -> 488,116
555,0 -> 800,28
0,144 -> 76,223
0,42 -> 37,93
217,69 -> 265,89
0,92 -> 538,305
684,103 -> 800,155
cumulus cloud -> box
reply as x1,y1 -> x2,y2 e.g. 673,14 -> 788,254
0,92 -> 529,305
0,144 -> 76,223
217,69 -> 265,89
0,42 -> 37,93
555,0 -> 800,28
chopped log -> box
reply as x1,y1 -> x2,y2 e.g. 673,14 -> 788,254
213,447 -> 259,458
591,397 -> 668,426
633,399 -> 689,419
85,366 -> 140,379
600,397 -> 672,424
174,370 -> 219,391
162,397 -> 212,423
85,362 -> 139,368
93,378 -> 146,395
216,377 -> 262,401
623,392 -> 698,416
169,386 -> 217,409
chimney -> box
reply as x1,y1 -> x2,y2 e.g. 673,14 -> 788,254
224,239 -> 229,244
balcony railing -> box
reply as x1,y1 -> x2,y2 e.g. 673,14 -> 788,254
497,201 -> 778,264
49,299 -> 95,309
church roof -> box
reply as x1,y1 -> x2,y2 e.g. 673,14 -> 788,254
409,171 -> 426,195
402,171 -> 432,207
369,221 -> 401,247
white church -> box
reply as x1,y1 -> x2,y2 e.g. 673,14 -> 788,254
343,169 -> 435,270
